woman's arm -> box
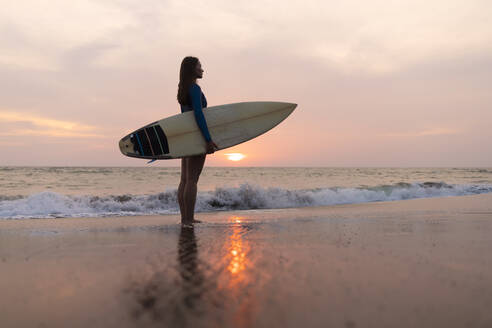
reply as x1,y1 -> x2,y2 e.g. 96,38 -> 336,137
189,84 -> 212,142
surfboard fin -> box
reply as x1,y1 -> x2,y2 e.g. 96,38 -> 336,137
147,159 -> 157,164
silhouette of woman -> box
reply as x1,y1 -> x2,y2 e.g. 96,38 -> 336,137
177,57 -> 218,226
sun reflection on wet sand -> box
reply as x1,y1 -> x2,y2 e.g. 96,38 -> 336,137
226,216 -> 250,279
222,216 -> 257,328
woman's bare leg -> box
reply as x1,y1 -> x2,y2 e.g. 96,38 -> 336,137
183,154 -> 206,224
178,158 -> 188,222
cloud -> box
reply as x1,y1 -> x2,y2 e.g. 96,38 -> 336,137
380,128 -> 460,138
0,129 -> 103,138
2,0 -> 492,74
0,0 -> 134,70
62,42 -> 119,69
98,0 -> 492,73
0,111 -> 103,138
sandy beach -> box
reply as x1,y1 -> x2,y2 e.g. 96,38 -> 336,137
1,193 -> 492,328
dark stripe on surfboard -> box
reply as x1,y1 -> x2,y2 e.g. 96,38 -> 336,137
143,128 -> 155,156
152,126 -> 165,155
154,125 -> 169,154
136,129 -> 152,156
145,127 -> 162,156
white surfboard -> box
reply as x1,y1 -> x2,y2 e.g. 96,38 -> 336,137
119,101 -> 297,160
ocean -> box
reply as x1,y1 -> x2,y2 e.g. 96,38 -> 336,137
1,166 -> 492,219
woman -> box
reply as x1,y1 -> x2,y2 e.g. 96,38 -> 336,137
177,56 -> 218,226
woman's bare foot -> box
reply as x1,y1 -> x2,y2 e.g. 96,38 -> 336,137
181,219 -> 201,227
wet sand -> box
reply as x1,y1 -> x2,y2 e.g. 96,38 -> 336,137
1,194 -> 492,328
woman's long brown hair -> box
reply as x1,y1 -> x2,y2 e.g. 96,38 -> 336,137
177,56 -> 199,106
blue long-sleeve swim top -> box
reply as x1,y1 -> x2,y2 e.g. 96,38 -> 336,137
180,83 -> 211,142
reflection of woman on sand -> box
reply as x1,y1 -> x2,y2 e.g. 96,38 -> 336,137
178,226 -> 205,310
129,221 -> 254,327
130,226 -> 206,326
177,56 -> 218,226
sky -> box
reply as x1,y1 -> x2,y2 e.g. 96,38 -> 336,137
1,0 -> 491,167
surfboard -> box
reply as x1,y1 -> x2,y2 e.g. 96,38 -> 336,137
119,101 -> 296,160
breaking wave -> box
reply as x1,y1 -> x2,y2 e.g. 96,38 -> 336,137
1,182 -> 492,219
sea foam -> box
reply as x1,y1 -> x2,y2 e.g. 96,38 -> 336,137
1,182 -> 491,219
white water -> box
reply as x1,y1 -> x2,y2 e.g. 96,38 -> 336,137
2,182 -> 491,219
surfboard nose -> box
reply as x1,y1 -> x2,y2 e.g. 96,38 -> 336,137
281,102 -> 297,113
279,102 -> 297,110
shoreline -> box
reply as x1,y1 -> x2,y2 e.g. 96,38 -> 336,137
1,192 -> 491,231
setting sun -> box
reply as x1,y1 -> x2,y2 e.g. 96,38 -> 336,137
225,153 -> 246,161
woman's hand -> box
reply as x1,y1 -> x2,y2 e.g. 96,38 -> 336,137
206,141 -> 218,154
